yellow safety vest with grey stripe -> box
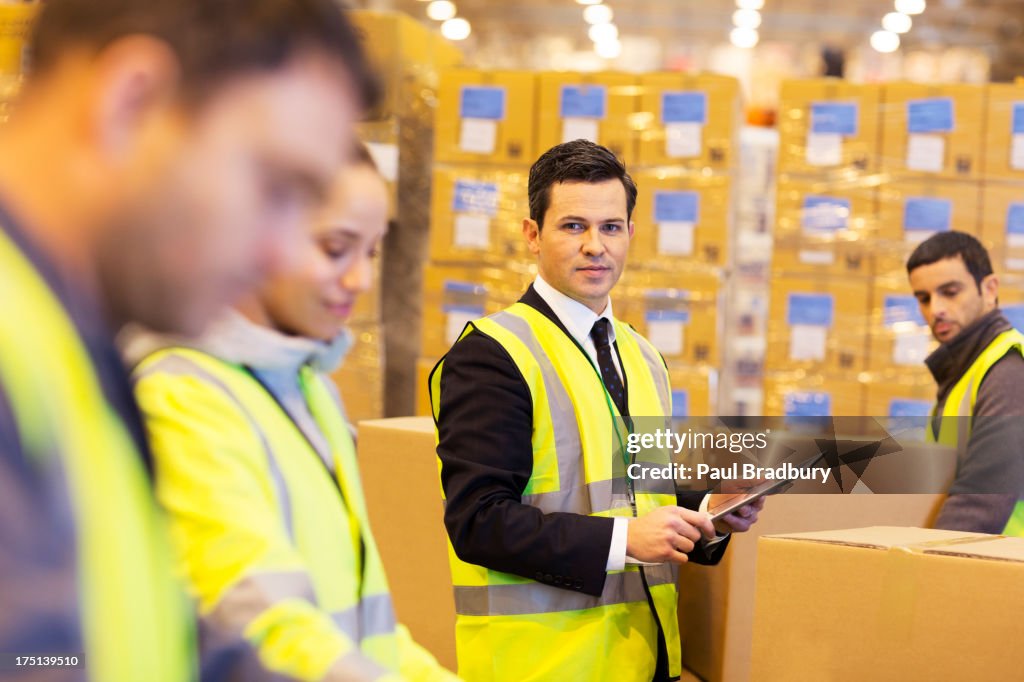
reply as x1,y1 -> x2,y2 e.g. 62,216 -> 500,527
0,228 -> 193,680
134,347 -> 456,681
430,302 -> 681,682
928,328 -> 1024,536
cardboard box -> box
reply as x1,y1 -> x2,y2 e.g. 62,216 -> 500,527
980,182 -> 1024,275
667,364 -> 715,417
761,372 -> 865,417
349,10 -> 434,120
435,70 -> 536,165
356,418 -> 455,671
875,179 -> 981,276
420,264 -> 530,358
617,269 -> 720,367
771,243 -> 873,278
765,274 -> 870,374
679,496 -> 944,682
982,83 -> 1024,181
776,79 -> 881,176
866,275 -> 937,373
774,178 -> 877,244
880,82 -> 985,180
862,370 -> 935,417
636,72 -> 740,172
0,3 -> 37,76
536,72 -> 638,163
428,166 -> 530,264
631,170 -> 731,269
750,526 -> 1024,681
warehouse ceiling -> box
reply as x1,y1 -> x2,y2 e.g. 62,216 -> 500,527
357,0 -> 1024,78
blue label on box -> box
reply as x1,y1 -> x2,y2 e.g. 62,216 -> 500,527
442,280 -> 487,314
460,86 -> 506,120
907,98 -> 955,133
883,295 -> 926,327
1013,103 -> 1024,135
787,293 -> 834,327
654,191 -> 699,223
888,399 -> 932,418
452,180 -> 499,216
903,198 -> 952,233
1007,203 -> 1024,236
1004,304 -> 1024,333
801,195 -> 850,232
672,390 -> 689,418
810,102 -> 859,136
662,91 -> 707,124
646,309 -> 691,323
785,392 -> 831,418
560,85 -> 607,119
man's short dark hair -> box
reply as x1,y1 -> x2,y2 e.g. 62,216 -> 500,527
906,230 -> 993,288
528,140 -> 637,227
29,0 -> 380,110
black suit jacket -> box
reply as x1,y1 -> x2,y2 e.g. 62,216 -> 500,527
434,286 -> 729,598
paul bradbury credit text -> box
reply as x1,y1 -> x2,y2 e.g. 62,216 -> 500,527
626,462 -> 833,484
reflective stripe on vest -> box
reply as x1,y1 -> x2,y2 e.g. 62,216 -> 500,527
929,328 -> 1024,536
0,228 -> 193,681
135,348 -> 401,672
430,302 -> 681,682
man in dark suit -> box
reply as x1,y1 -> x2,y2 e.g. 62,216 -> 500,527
430,140 -> 762,682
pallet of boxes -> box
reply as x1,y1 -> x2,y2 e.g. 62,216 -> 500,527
745,78 -> 1024,682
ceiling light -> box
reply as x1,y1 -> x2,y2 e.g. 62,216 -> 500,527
584,4 -> 614,25
730,27 -> 759,48
894,0 -> 926,15
736,0 -> 765,9
732,9 -> 762,29
588,22 -> 619,43
426,0 -> 456,21
595,39 -> 622,59
441,17 -> 471,40
882,11 -> 913,33
870,29 -> 901,52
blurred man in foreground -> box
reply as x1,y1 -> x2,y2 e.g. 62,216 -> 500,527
0,0 -> 378,678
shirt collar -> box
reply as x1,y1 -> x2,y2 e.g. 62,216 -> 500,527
532,274 -> 616,346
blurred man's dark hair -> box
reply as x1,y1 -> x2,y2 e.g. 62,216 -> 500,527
528,139 -> 637,227
906,231 -> 994,290
29,0 -> 380,109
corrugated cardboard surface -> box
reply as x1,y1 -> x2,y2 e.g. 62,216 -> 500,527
750,525 -> 1024,681
679,495 -> 943,682
357,417 -> 456,671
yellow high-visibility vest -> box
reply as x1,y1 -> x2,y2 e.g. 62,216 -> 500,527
430,302 -> 680,682
135,347 -> 457,681
0,228 -> 193,681
928,328 -> 1024,536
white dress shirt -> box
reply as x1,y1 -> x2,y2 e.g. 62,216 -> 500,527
530,276 -> 721,572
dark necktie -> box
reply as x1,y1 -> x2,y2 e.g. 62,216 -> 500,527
590,318 -> 628,416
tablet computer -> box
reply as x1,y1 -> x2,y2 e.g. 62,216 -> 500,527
708,451 -> 827,521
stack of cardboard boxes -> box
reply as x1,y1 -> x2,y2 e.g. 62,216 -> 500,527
765,79 -> 1024,419
0,2 -> 37,123
332,11 -> 462,422
418,70 -> 742,418
766,79 -> 882,417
